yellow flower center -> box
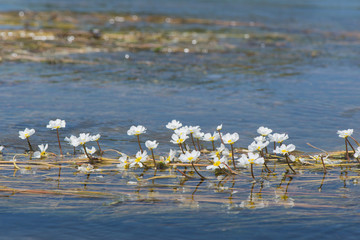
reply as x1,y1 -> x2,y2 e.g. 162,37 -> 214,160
25,133 -> 29,138
188,157 -> 194,161
228,140 -> 233,144
281,149 -> 288,153
281,195 -> 288,200
210,137 -> 214,140
248,158 -> 255,164
41,151 -> 46,156
214,161 -> 221,167
135,157 -> 142,163
257,146 -> 261,150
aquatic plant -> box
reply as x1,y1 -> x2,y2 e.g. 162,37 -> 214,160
337,129 -> 356,160
33,144 -> 48,159
145,140 -> 159,169
127,125 -> 147,153
19,128 -> 35,152
46,119 -> 66,155
222,132 -> 239,169
238,152 -> 264,180
274,144 -> 296,174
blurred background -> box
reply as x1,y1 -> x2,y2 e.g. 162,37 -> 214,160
0,0 -> 360,154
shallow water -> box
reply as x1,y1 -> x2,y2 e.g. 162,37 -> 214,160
1,0 -> 360,239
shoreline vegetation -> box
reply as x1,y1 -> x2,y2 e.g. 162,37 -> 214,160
0,10 -> 359,65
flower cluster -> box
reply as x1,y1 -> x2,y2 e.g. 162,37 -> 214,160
10,119 -> 360,180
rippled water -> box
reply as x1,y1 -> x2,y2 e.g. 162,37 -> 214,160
1,0 -> 360,239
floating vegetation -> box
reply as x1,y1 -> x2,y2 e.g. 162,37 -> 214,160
0,10 -> 359,67
1,119 -> 360,213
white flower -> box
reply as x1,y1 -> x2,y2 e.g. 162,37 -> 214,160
210,144 -> 226,159
193,131 -> 204,139
179,150 -> 201,163
268,133 -> 289,143
337,129 -> 353,138
222,147 -> 232,158
33,144 -> 48,159
129,150 -> 148,168
254,136 -> 266,143
216,124 -> 223,131
163,149 -> 176,163
127,125 -> 146,136
206,156 -> 227,170
83,146 -> 96,155
273,144 -> 296,155
222,133 -> 239,145
145,140 -> 159,150
19,128 -> 35,139
257,126 -> 272,136
175,126 -> 190,136
77,133 -> 92,145
170,133 -> 188,144
188,126 -> 201,134
354,147 -> 360,158
0,146 -> 4,153
166,120 -> 182,130
46,119 -> 66,130
77,164 -> 97,173
117,154 -> 130,168
237,152 -> 264,166
203,132 -> 220,142
91,134 -> 101,141
65,135 -> 80,147
248,141 -> 269,152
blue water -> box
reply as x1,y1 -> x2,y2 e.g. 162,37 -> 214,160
1,0 -> 360,239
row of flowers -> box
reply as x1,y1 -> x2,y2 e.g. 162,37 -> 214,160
7,119 -> 360,180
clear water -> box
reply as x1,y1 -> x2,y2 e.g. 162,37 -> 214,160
1,0 -> 360,239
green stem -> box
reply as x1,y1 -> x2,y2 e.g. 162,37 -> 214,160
96,140 -> 102,153
260,150 -> 272,173
346,138 -> 356,154
192,161 -> 206,179
82,144 -> 92,162
179,143 -> 185,154
56,128 -> 63,156
250,163 -> 255,180
190,133 -> 197,150
137,135 -> 143,153
345,138 -> 349,161
231,144 -> 236,170
151,149 -> 157,169
285,154 -> 296,174
26,137 -> 34,152
320,156 -> 327,173
218,130 -> 224,144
